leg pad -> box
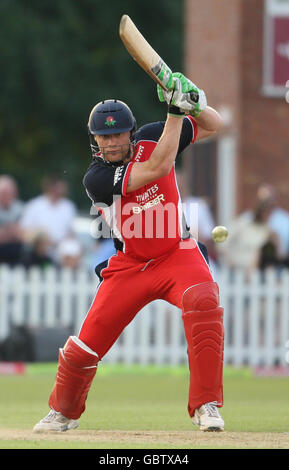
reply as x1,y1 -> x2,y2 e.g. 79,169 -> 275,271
182,283 -> 224,417
182,281 -> 219,312
49,336 -> 99,419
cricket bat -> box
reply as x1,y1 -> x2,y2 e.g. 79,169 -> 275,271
119,14 -> 174,91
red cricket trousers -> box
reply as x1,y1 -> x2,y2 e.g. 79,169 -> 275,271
49,239 -> 224,419
79,238 -> 213,359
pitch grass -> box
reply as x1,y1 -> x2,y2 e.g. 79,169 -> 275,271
0,363 -> 288,449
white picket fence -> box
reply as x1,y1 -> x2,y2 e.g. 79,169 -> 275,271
0,265 -> 289,366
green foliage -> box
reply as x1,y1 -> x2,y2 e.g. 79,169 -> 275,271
0,0 -> 183,208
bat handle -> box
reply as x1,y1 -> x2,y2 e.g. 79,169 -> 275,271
189,91 -> 199,103
167,80 -> 199,104
167,88 -> 199,105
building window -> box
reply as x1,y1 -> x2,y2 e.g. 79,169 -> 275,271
263,0 -> 289,96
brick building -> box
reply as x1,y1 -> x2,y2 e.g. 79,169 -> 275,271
183,0 -> 289,226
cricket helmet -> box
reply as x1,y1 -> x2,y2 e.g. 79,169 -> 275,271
88,99 -> 137,136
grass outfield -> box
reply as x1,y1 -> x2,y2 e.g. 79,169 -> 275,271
0,363 -> 288,449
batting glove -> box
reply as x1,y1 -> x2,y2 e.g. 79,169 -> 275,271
157,72 -> 207,117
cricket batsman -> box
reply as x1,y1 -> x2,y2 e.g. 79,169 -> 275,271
33,72 -> 225,433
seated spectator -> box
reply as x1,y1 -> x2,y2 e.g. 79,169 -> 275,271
232,184 -> 289,268
21,231 -> 55,269
57,237 -> 83,270
257,185 -> 289,265
20,175 -> 77,257
0,175 -> 24,266
219,198 -> 281,272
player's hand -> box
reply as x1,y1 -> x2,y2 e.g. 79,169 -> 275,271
157,72 -> 207,117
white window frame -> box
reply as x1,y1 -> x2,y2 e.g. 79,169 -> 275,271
262,0 -> 289,97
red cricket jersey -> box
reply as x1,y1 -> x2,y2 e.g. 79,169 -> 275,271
83,116 -> 197,261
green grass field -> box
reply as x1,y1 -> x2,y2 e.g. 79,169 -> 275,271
0,363 -> 288,449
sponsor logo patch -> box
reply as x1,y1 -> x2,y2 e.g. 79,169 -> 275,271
114,166 -> 124,186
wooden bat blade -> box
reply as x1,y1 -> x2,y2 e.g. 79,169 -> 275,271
119,14 -> 173,91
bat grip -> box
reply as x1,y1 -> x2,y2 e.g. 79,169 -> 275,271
189,91 -> 199,103
167,81 -> 199,104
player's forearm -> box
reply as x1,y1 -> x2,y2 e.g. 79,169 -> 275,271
193,106 -> 223,132
127,114 -> 184,192
147,114 -> 184,174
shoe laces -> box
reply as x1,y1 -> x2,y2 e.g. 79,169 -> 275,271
42,409 -> 57,421
203,401 -> 219,418
44,409 -> 67,423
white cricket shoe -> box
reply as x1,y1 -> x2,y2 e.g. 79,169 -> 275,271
33,409 -> 79,433
192,401 -> 224,432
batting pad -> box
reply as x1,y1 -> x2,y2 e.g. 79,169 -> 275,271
182,307 -> 224,416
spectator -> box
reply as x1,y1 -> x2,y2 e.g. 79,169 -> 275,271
219,198 -> 281,272
20,175 -> 77,256
0,175 -> 24,266
21,231 -> 55,269
228,184 -> 289,268
257,185 -> 289,265
57,237 -> 83,270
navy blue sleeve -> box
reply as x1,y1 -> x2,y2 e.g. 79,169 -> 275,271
178,116 -> 197,152
134,116 -> 196,155
83,162 -> 132,206
133,121 -> 164,144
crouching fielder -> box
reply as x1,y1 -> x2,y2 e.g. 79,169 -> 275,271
33,73 -> 225,433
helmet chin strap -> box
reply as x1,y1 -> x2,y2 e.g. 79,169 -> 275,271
121,143 -> 134,165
